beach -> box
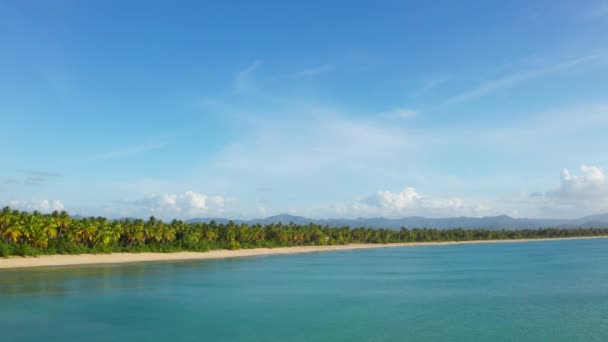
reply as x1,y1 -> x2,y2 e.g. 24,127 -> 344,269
1,236 -> 606,269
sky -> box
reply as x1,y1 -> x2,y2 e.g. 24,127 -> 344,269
1,0 -> 608,220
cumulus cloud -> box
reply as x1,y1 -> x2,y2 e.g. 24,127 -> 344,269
320,166 -> 608,219
547,165 -> 606,199
530,165 -> 608,217
132,191 -> 226,218
6,199 -> 65,213
325,187 -> 489,218
368,187 -> 463,211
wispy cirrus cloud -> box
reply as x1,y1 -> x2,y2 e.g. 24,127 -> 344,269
410,76 -> 450,97
85,140 -> 167,162
3,177 -> 19,185
235,60 -> 264,94
18,169 -> 63,178
445,54 -> 599,104
290,64 -> 334,79
379,108 -> 418,119
137,60 -> 608,220
211,113 -> 411,179
583,2 -> 608,18
16,169 -> 63,186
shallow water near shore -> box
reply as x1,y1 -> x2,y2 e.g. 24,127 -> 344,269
1,239 -> 608,341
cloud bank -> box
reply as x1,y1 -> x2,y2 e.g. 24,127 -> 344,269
6,200 -> 65,213
529,165 -> 608,217
131,191 -> 226,218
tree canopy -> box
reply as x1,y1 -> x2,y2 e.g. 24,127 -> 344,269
1,207 -> 606,257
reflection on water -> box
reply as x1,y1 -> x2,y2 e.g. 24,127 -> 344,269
0,257 -> 253,298
1,241 -> 608,342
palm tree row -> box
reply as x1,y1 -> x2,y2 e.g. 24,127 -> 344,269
1,207 -> 607,257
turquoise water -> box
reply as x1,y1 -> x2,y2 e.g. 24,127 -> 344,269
1,239 -> 608,341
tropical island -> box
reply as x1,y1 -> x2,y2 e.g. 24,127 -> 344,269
1,206 -> 608,268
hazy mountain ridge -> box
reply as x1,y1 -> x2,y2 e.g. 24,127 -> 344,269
186,214 -> 608,230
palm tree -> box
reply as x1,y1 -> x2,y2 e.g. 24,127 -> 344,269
144,217 -> 161,243
94,220 -> 119,249
0,206 -> 607,256
41,217 -> 58,241
129,220 -> 146,246
0,206 -> 12,229
75,219 -> 97,247
22,213 -> 41,246
30,226 -> 49,248
2,216 -> 22,243
52,210 -> 72,238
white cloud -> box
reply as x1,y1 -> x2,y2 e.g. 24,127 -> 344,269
410,76 -> 450,97
11,169 -> 63,186
17,166 -> 606,220
200,61 -> 414,187
528,165 -> 608,217
235,60 -> 263,94
7,199 -> 65,213
317,165 -> 608,219
132,191 -> 227,218
3,177 -> 18,185
446,54 -> 598,104
324,187 -> 489,218
585,2 -> 608,17
85,140 -> 168,162
18,170 -> 63,178
379,108 -> 418,119
290,64 -> 334,78
370,187 -> 456,210
547,165 -> 607,199
101,60 -> 606,220
207,114 -> 413,198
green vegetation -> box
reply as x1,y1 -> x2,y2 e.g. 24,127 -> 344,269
1,206 -> 607,257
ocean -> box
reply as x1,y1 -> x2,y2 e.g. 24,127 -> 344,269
1,238 -> 607,341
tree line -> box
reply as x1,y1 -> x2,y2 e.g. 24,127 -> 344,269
1,207 -> 607,257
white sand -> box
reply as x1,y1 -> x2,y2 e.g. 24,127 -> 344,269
1,236 -> 606,269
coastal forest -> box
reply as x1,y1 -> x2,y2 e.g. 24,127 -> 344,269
1,207 -> 607,257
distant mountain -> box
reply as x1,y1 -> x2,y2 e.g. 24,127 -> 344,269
187,213 -> 608,230
575,213 -> 608,224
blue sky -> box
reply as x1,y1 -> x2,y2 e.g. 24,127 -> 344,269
1,0 -> 608,219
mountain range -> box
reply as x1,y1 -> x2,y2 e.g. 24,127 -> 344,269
185,213 -> 608,230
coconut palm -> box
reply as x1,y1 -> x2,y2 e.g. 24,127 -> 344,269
126,220 -> 145,246
2,216 -> 22,243
0,207 -> 607,257
52,210 -> 72,238
41,217 -> 58,241
75,220 -> 97,247
94,220 -> 119,248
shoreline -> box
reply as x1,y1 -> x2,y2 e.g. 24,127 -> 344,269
1,236 -> 606,270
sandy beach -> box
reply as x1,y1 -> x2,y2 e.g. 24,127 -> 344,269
1,236 -> 606,269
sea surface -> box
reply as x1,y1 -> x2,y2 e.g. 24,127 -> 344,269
1,239 -> 608,341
